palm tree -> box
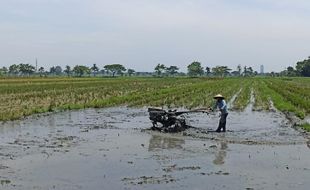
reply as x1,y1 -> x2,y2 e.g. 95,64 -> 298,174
212,66 -> 231,77
64,65 -> 71,77
38,67 -> 45,77
205,67 -> 211,76
91,64 -> 99,77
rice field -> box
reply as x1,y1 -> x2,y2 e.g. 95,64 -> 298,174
0,77 -> 309,125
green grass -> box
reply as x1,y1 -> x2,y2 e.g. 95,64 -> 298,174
300,123 -> 310,132
232,79 -> 252,110
252,80 -> 270,110
263,79 -> 307,119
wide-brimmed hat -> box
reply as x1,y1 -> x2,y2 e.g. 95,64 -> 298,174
213,94 -> 225,99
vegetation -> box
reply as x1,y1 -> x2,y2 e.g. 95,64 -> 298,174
301,123 -> 310,132
73,65 -> 91,77
0,77 -> 309,126
104,64 -> 126,77
252,80 -> 270,110
233,80 -> 252,110
127,69 -> 135,76
166,66 -> 179,76
187,61 -> 204,77
263,79 -> 310,119
280,56 -> 310,77
153,64 -> 179,77
1,56 -> 310,78
1,52 -> 310,134
212,66 -> 232,77
91,64 -> 99,77
154,64 -> 166,76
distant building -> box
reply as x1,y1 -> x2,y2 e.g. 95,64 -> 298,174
260,65 -> 264,74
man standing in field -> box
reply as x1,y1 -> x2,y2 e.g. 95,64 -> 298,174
212,94 -> 228,132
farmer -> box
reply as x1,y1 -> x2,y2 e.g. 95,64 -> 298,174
212,94 -> 228,132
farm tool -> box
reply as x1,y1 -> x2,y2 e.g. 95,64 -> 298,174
147,107 -> 209,133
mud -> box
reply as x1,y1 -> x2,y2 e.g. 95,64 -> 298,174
0,107 -> 310,190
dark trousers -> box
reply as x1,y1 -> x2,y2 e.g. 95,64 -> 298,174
216,113 -> 228,132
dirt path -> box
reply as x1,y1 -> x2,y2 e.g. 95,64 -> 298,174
0,107 -> 309,190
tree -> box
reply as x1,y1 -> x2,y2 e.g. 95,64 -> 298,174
187,61 -> 204,77
300,63 -> 310,77
9,64 -> 20,75
295,57 -> 310,77
0,67 -> 8,76
286,66 -> 296,77
91,64 -> 99,77
247,67 -> 254,76
64,65 -> 71,77
104,64 -> 126,77
19,63 -> 35,76
55,66 -> 62,76
38,67 -> 45,77
222,66 -> 232,76
243,66 -> 248,77
50,66 -> 56,75
86,67 -> 91,76
127,69 -> 135,76
205,67 -> 211,76
154,64 -> 166,76
73,65 -> 90,77
212,66 -> 232,77
166,66 -> 179,76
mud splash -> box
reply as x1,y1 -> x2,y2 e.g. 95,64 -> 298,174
0,107 -> 309,190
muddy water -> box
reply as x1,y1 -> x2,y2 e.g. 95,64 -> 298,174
0,107 -> 309,190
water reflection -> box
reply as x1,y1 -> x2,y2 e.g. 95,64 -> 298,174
213,141 -> 228,165
148,135 -> 185,151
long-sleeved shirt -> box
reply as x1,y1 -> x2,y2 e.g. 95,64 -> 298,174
214,99 -> 228,114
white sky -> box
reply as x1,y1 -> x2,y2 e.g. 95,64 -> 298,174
0,0 -> 309,72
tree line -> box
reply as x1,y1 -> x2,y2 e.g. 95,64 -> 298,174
0,62 -> 257,78
279,56 -> 310,77
0,63 -> 134,77
154,62 -> 257,77
0,56 -> 309,77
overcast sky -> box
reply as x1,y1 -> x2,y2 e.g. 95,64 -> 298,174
0,0 -> 309,72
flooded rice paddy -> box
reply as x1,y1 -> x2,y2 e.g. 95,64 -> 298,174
0,107 -> 309,190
